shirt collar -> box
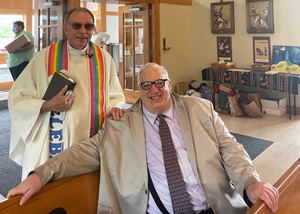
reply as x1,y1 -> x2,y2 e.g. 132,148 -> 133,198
142,98 -> 174,125
15,30 -> 23,36
67,41 -> 88,56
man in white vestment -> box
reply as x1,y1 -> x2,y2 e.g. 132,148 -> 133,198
8,7 -> 125,180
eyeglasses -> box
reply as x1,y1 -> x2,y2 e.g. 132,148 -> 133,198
139,79 -> 168,90
67,22 -> 94,31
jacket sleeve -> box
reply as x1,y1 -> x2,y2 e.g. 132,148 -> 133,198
208,100 -> 261,196
34,127 -> 105,186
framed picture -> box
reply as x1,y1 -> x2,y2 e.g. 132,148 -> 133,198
211,1 -> 235,34
272,45 -> 300,66
246,0 -> 274,34
217,37 -> 232,62
253,37 -> 271,64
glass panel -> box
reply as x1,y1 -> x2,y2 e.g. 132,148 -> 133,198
124,28 -> 133,90
134,27 -> 144,90
50,27 -> 58,44
86,2 -> 99,11
133,12 -> 143,26
106,3 -> 123,12
134,28 -> 144,55
39,9 -> 48,25
49,8 -> 58,25
124,13 -> 133,26
0,14 -> 23,51
106,15 -> 119,44
0,14 -> 23,83
39,27 -> 48,50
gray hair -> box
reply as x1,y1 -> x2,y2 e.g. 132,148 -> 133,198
64,7 -> 95,24
137,63 -> 169,85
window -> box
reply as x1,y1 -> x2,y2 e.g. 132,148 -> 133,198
0,14 -> 23,53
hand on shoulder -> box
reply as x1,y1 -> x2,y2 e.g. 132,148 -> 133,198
104,107 -> 126,121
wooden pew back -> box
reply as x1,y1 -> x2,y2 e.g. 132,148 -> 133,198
0,170 -> 100,214
247,158 -> 300,214
2,159 -> 299,213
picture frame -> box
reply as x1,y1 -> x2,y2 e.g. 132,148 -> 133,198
246,0 -> 274,34
253,37 -> 271,64
211,1 -> 235,34
217,37 -> 232,62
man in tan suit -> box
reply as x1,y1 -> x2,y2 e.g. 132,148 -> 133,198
8,63 -> 278,213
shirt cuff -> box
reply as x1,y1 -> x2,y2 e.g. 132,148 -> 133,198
243,189 -> 254,208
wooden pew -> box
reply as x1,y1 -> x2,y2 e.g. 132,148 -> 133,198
1,159 -> 299,213
0,170 -> 100,214
247,158 -> 300,214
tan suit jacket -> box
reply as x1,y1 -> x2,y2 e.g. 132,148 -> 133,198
35,93 -> 260,214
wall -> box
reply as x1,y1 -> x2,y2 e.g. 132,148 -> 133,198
160,3 -> 193,92
160,0 -> 300,107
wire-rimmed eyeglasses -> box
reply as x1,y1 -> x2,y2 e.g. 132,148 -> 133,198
67,22 -> 94,31
139,79 -> 168,90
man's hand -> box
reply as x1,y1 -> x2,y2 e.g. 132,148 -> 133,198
13,43 -> 34,53
104,107 -> 126,121
7,173 -> 43,206
41,85 -> 74,113
246,182 -> 279,213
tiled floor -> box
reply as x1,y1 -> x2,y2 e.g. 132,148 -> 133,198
0,90 -> 9,101
0,65 -> 13,83
220,112 -> 300,185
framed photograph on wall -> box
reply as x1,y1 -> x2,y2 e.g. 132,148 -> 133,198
253,37 -> 271,64
211,1 -> 235,34
217,37 -> 232,62
246,0 -> 274,34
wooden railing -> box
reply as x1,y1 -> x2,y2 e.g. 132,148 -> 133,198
0,53 -> 6,64
247,158 -> 300,214
0,170 -> 100,214
0,81 -> 13,91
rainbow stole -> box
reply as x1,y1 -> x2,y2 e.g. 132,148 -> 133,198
48,39 -> 105,137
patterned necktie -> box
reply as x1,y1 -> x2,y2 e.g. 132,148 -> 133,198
158,115 -> 194,214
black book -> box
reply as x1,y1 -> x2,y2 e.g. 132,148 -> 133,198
43,71 -> 76,100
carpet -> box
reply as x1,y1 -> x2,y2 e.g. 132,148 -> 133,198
0,100 -> 22,197
231,132 -> 274,160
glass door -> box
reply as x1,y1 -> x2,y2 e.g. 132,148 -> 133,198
119,4 -> 150,103
34,0 -> 64,51
0,14 -> 23,90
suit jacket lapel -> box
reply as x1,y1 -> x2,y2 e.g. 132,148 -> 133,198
172,94 -> 200,181
128,99 -> 148,185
